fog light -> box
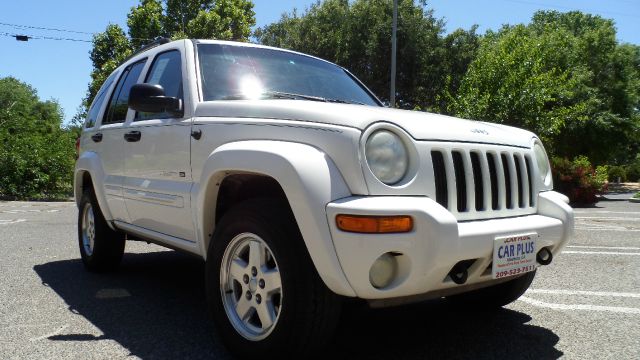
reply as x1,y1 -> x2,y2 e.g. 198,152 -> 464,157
369,253 -> 398,289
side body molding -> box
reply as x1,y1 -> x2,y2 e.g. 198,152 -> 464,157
196,140 -> 357,297
74,151 -> 114,227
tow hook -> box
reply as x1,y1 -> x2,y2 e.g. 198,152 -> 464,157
449,264 -> 469,285
536,247 -> 553,266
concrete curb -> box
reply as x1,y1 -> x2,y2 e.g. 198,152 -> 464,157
629,198 -> 640,203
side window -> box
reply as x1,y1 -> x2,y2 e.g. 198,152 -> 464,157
85,71 -> 118,128
102,60 -> 146,124
136,50 -> 183,120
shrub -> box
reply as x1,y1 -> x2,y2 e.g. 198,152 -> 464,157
607,165 -> 627,182
625,161 -> 640,183
0,76 -> 75,200
551,156 -> 606,205
0,130 -> 75,200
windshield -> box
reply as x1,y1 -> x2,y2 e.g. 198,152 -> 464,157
197,43 -> 380,106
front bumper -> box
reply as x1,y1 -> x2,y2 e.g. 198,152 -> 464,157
326,191 -> 573,299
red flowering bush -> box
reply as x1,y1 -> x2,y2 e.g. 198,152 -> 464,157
551,156 -> 607,205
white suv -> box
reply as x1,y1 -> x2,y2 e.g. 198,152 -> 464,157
75,38 -> 573,358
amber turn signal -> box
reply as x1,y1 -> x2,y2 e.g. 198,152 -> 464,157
336,215 -> 413,234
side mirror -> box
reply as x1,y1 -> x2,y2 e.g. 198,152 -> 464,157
128,83 -> 183,116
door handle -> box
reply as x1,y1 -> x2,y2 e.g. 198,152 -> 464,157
124,131 -> 142,142
91,133 -> 103,142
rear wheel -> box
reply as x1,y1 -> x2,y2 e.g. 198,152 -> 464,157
207,198 -> 341,359
78,188 -> 125,272
447,270 -> 536,309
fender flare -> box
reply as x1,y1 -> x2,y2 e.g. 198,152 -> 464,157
538,191 -> 574,252
74,152 -> 114,225
196,140 -> 357,297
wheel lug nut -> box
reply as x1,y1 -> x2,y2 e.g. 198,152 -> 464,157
256,294 -> 262,304
251,267 -> 257,277
259,279 -> 265,289
243,274 -> 249,284
245,291 -> 252,300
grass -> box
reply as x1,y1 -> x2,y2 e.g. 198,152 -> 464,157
633,192 -> 640,199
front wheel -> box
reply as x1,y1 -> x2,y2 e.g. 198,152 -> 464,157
206,198 -> 341,359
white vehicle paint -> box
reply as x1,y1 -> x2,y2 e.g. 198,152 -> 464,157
74,38 -> 574,356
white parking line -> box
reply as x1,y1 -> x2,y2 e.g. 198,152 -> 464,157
575,227 -> 640,232
528,289 -> 640,298
95,288 -> 131,299
563,251 -> 640,255
563,250 -> 640,255
0,209 -> 60,214
0,219 -> 26,225
574,211 -> 640,214
567,245 -> 640,250
519,296 -> 640,315
576,217 -> 640,222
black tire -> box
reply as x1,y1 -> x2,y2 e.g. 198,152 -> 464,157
77,187 -> 125,272
447,270 -> 536,309
206,198 -> 341,359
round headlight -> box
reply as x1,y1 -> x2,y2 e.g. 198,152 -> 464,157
533,141 -> 550,183
365,130 -> 408,185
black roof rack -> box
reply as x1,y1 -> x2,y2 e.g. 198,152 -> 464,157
122,37 -> 171,64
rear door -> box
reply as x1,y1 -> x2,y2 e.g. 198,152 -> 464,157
122,46 -> 195,241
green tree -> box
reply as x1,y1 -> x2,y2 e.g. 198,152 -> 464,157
77,0 -> 255,120
0,77 -> 75,199
127,0 -> 165,48
88,24 -> 132,103
452,11 -> 640,164
255,0 -> 477,111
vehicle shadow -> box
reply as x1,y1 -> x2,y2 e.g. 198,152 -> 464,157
33,251 -> 229,360
330,302 -> 562,359
34,251 -> 562,359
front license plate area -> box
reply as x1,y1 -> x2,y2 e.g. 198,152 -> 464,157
492,233 -> 538,279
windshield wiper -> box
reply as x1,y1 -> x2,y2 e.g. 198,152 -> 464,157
325,98 -> 365,105
221,91 -> 364,105
262,91 -> 326,102
265,91 -> 365,105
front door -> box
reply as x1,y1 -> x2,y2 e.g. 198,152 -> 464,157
122,49 -> 195,241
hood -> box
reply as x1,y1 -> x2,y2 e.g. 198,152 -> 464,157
195,100 -> 535,148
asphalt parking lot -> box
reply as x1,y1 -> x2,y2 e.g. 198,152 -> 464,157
1,195 -> 638,359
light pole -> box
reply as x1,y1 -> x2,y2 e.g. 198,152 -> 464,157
390,0 -> 398,107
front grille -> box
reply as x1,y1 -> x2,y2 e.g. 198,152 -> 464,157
429,146 -> 536,220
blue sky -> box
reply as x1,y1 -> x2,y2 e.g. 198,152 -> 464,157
0,0 -> 638,124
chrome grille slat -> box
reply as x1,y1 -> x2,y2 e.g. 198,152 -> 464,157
443,151 -> 457,214
428,144 -> 537,221
478,152 -> 492,211
463,151 -> 475,213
